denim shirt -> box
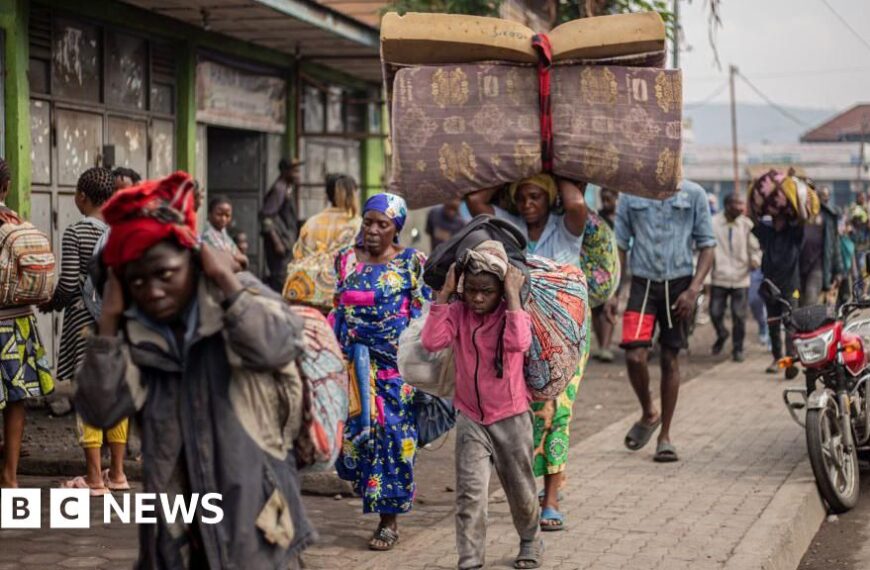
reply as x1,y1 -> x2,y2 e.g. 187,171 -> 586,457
615,180 -> 716,281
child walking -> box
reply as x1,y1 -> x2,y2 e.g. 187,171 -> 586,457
42,167 -> 128,495
421,241 -> 542,570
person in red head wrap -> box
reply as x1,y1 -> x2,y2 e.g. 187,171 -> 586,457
101,171 -> 199,270
75,171 -> 313,569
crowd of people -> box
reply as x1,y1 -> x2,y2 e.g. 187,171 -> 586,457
1,154 -> 864,569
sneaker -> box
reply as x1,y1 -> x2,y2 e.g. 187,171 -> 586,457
711,337 -> 726,355
765,361 -> 779,374
732,351 -> 745,363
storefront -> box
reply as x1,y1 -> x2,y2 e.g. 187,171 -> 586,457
0,0 -> 384,362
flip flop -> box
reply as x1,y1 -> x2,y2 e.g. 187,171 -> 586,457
60,476 -> 109,497
653,441 -> 679,463
368,526 -> 399,551
514,539 -> 544,569
101,469 -> 131,491
624,418 -> 662,451
539,506 -> 564,532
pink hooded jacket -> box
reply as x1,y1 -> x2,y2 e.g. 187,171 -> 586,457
421,301 -> 532,425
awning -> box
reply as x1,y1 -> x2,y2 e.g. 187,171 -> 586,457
123,0 -> 382,83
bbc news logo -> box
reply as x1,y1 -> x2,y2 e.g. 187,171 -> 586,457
0,489 -> 224,529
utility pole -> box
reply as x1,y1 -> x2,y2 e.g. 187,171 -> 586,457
672,0 -> 680,68
729,64 -> 739,193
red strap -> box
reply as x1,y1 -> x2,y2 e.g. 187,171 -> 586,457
532,34 -> 554,173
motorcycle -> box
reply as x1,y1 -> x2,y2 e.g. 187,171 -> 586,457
763,279 -> 870,513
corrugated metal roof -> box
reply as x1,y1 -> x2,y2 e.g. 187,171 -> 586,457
123,0 -> 382,82
801,104 -> 870,143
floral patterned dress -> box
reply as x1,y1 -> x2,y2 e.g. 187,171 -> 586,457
333,246 -> 431,514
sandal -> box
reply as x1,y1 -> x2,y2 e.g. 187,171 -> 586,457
624,417 -> 661,451
539,506 -> 564,532
514,539 -> 544,569
101,469 -> 131,491
368,526 -> 399,551
653,441 -> 679,463
61,476 -> 109,497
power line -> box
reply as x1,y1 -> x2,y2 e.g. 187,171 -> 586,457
818,0 -> 870,55
685,80 -> 729,108
736,71 -> 809,127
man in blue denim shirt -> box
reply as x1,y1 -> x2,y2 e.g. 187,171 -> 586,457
612,180 -> 716,462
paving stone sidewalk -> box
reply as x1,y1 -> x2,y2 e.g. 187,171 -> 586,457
313,354 -> 819,570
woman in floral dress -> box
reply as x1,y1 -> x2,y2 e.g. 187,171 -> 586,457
333,193 -> 431,551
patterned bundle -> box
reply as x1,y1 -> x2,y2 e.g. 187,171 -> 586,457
580,211 -> 620,308
749,169 -> 820,222
524,255 -> 589,400
283,251 -> 340,310
389,63 -> 682,208
289,305 -> 349,472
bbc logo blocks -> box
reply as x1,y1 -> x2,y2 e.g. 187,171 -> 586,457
0,488 -> 90,529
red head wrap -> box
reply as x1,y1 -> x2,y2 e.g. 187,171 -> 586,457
101,171 -> 199,270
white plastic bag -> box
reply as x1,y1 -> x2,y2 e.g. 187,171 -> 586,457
398,305 -> 454,397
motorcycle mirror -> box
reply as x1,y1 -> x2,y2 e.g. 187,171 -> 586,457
759,279 -> 782,302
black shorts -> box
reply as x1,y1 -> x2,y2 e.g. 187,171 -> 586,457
620,276 -> 692,350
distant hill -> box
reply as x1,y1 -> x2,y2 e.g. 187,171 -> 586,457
683,103 -> 837,146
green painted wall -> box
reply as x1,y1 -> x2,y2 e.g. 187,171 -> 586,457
176,41 -> 197,174
0,0 -> 30,217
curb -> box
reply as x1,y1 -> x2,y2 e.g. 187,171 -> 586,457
724,461 -> 826,570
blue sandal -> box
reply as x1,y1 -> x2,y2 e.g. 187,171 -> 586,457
539,506 -> 564,532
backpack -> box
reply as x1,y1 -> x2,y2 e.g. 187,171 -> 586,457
0,221 -> 57,307
424,214 -> 530,297
82,220 -> 109,321
288,305 -> 349,472
524,255 -> 590,400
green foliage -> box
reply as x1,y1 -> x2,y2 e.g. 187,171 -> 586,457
383,0 -> 503,17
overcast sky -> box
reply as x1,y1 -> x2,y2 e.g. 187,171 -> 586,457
680,0 -> 870,111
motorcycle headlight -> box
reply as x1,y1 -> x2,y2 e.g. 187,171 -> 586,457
794,329 -> 835,365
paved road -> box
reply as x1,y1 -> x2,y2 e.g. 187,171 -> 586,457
329,354 -> 813,570
799,468 -> 870,570
8,321 -> 821,569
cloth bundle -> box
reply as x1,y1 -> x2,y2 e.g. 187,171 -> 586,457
283,252 -> 340,310
524,255 -> 589,400
748,169 -> 820,222
288,305 -> 349,472
580,211 -> 620,308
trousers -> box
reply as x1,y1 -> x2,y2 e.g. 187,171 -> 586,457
709,286 -> 748,353
455,411 -> 539,570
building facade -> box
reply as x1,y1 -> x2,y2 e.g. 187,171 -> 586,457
0,0 -> 386,360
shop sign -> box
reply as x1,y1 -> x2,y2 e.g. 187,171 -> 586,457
196,61 -> 286,133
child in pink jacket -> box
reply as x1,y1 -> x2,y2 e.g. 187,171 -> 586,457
421,240 -> 542,570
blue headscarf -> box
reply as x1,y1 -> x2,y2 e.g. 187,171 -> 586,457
358,193 -> 408,245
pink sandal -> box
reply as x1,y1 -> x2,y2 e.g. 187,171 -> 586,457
102,469 -> 131,491
61,476 -> 109,497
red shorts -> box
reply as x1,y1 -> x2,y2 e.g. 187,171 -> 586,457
620,276 -> 692,350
